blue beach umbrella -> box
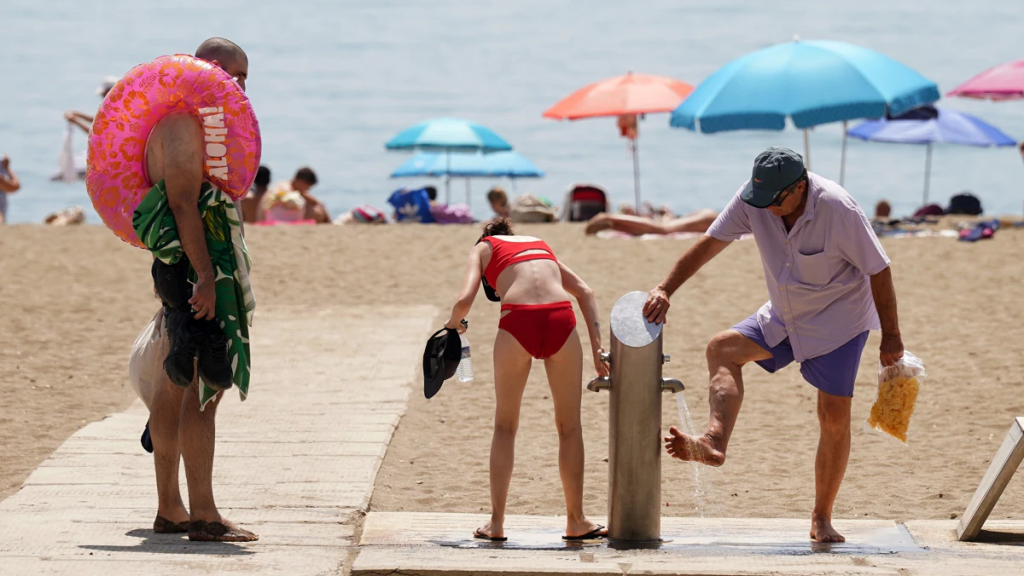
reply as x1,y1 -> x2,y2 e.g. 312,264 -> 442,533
848,106 -> 1016,205
670,39 -> 940,181
391,151 -> 543,178
385,117 -> 514,202
391,151 -> 544,203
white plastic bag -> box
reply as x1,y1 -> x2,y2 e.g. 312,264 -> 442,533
866,351 -> 925,443
128,310 -> 169,411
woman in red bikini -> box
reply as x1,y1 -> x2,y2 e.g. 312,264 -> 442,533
444,218 -> 610,542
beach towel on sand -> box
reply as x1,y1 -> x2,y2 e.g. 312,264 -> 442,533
132,180 -> 255,409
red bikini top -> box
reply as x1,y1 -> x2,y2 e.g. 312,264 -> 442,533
480,237 -> 558,288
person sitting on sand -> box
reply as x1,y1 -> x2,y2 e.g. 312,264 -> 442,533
242,165 -> 271,223
443,218 -> 609,542
262,167 -> 330,224
64,76 -> 119,134
139,37 -> 258,543
584,208 -> 718,236
487,187 -> 511,219
0,155 -> 22,225
644,147 -> 905,543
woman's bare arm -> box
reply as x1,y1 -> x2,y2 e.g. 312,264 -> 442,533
559,261 -> 609,376
444,245 -> 485,330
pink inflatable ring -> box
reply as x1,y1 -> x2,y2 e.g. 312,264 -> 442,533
87,54 -> 261,248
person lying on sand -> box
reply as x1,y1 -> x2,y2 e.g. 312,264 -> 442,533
584,209 -> 718,236
443,218 -> 609,542
138,37 -> 258,544
644,147 -> 905,544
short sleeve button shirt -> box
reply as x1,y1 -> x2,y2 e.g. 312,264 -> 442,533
706,172 -> 890,362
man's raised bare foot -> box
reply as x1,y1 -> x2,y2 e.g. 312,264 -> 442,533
663,426 -> 725,466
810,514 -> 845,543
188,519 -> 259,542
473,520 -> 507,541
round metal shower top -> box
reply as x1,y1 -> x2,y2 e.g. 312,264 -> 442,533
610,291 -> 663,348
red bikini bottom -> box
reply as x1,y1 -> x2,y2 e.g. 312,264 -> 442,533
498,301 -> 577,359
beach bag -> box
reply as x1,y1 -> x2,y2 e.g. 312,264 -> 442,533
947,192 -> 982,216
510,194 -> 557,223
561,184 -> 607,222
128,310 -> 170,411
388,188 -> 435,223
866,351 -> 925,443
430,203 -> 475,224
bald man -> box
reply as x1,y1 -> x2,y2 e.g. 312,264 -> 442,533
144,37 -> 257,543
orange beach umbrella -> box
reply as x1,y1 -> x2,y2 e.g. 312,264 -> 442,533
543,72 -> 694,211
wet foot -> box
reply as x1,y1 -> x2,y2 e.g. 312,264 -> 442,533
473,520 -> 506,541
663,426 -> 725,466
810,515 -> 845,543
565,517 -> 607,539
153,515 -> 190,534
188,518 -> 259,542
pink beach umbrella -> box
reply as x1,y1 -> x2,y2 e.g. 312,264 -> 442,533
948,60 -> 1024,100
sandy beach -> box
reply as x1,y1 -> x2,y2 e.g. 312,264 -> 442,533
2,222 -> 1024,525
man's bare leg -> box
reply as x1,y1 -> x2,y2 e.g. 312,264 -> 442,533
180,384 -> 258,542
149,371 -> 189,531
810,390 -> 851,543
664,330 -> 772,465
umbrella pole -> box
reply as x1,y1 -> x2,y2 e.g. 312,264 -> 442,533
839,121 -> 848,186
631,135 -> 642,213
466,178 -> 471,206
445,150 -> 452,204
511,178 -> 517,194
803,129 -> 811,171
923,143 -> 932,206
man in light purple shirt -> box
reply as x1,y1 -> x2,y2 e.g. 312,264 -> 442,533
643,147 -> 904,543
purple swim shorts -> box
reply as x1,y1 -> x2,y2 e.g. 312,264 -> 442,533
731,314 -> 869,398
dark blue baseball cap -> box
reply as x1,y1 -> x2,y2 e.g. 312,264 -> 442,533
740,147 -> 806,209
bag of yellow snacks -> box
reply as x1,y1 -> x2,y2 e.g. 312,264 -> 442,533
866,351 -> 925,443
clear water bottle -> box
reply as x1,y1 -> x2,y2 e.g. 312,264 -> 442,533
456,329 -> 473,382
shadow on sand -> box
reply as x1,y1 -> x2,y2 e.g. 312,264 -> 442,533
78,528 -> 255,556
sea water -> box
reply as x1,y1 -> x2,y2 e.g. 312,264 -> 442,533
2,0 -> 1022,224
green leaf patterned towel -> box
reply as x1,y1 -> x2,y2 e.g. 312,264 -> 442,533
133,180 -> 255,409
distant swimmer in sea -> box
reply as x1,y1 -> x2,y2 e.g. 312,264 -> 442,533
584,208 -> 719,236
442,217 -> 609,542
64,76 -> 119,134
644,147 -> 905,543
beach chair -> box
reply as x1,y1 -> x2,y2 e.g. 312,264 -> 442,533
561,184 -> 608,222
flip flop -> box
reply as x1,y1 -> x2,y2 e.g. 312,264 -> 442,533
473,528 -> 508,542
188,520 -> 259,542
563,525 -> 607,541
153,515 -> 189,534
